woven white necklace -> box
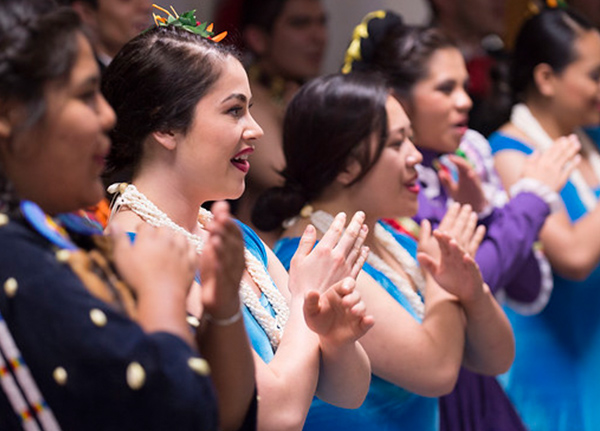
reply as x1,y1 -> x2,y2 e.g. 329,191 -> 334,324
108,183 -> 290,349
511,103 -> 600,211
309,210 -> 426,319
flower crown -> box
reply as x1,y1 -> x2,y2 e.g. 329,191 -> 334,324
151,4 -> 227,42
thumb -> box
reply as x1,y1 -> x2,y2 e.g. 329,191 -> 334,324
303,290 -> 321,316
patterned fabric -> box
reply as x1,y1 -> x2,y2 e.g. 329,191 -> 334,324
274,221 -> 438,431
490,131 -> 600,431
0,206 -> 220,431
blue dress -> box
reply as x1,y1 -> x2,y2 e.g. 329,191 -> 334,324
235,221 -> 279,363
489,132 -> 600,431
274,221 -> 438,431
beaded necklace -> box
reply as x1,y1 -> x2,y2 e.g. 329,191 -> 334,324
511,103 -> 600,211
108,183 -> 290,349
308,210 -> 426,319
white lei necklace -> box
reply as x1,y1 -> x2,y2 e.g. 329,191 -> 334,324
309,209 -> 426,319
108,183 -> 290,349
511,103 -> 600,211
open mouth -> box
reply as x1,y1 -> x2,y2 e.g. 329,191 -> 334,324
405,177 -> 420,194
231,148 -> 254,173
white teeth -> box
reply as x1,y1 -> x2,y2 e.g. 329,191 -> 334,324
238,154 -> 249,161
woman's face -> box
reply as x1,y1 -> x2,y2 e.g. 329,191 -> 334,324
90,0 -> 152,58
548,30 -> 600,129
262,0 -> 327,80
2,33 -> 115,215
405,47 -> 472,154
174,56 -> 264,203
351,96 -> 422,219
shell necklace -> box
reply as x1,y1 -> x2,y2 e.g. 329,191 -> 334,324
108,183 -> 289,349
308,209 -> 426,319
511,103 -> 600,211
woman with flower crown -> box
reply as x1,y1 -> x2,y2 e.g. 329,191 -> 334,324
252,71 -> 515,430
0,1 -> 257,430
102,6 -> 373,431
489,6 -> 600,430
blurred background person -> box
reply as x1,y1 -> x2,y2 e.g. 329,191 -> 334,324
58,0 -> 152,71
214,0 -> 328,246
490,5 -> 600,430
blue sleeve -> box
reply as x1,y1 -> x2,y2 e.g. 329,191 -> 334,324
0,221 -> 219,431
272,237 -> 302,271
488,132 -> 534,155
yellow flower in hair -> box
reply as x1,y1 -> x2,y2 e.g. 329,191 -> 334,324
342,10 -> 387,74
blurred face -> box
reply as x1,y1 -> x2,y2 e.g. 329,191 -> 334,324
549,30 -> 600,129
2,34 -> 116,215
263,0 -> 327,80
405,47 -> 472,153
351,96 -> 422,219
92,0 -> 152,58
174,57 -> 263,203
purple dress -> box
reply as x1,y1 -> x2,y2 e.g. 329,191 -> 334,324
413,130 -> 553,431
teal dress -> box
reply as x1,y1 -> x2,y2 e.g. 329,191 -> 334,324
489,132 -> 600,431
274,221 -> 438,431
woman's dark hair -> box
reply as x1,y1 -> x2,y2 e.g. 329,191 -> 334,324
345,11 -> 456,100
102,25 -> 239,179
510,7 -> 595,102
0,0 -> 82,129
0,0 -> 83,210
241,0 -> 290,34
252,72 -> 389,231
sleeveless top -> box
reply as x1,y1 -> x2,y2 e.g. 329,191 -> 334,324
274,221 -> 438,431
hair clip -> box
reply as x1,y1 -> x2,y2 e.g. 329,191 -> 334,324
342,10 -> 386,74
152,4 -> 227,42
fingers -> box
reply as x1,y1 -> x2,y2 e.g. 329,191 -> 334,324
350,246 -> 370,279
418,219 -> 432,243
444,203 -> 473,240
438,202 -> 460,232
108,221 -> 130,258
294,224 -> 317,259
304,290 -> 321,317
468,225 -> 486,257
417,251 -> 438,275
318,212 -> 347,248
438,169 -> 456,194
333,211 -> 366,255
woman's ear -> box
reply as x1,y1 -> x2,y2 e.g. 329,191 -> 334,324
336,158 -> 362,186
533,63 -> 556,98
151,130 -> 178,151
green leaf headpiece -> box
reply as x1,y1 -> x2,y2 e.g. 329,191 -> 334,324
152,4 -> 227,42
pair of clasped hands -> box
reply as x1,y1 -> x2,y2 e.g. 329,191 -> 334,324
106,199 -> 492,347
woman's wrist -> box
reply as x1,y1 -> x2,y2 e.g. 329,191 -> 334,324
203,307 -> 243,326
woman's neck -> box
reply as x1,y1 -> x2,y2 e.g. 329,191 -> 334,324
310,192 -> 378,246
133,165 -> 205,234
526,98 -> 575,139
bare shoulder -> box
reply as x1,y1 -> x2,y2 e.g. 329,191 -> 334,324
497,122 -> 535,147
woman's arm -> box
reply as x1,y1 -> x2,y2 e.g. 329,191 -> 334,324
253,213 -> 371,430
494,141 -> 600,280
195,202 -> 255,431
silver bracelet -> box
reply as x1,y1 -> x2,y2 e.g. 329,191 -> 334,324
203,308 -> 243,326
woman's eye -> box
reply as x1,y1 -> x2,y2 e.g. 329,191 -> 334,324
228,106 -> 243,117
80,91 -> 98,109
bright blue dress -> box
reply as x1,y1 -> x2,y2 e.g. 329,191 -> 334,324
236,221 -> 279,363
274,221 -> 438,431
490,132 -> 600,431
